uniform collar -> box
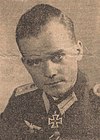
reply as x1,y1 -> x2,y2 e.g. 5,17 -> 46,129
42,91 -> 78,115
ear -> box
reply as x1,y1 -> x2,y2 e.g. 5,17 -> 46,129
76,40 -> 83,61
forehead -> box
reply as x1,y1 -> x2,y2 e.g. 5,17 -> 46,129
19,21 -> 73,56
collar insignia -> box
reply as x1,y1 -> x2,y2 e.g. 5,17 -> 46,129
58,92 -> 78,115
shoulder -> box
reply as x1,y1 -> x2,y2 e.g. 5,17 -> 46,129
11,83 -> 43,105
89,83 -> 100,99
2,83 -> 41,116
89,84 -> 100,136
11,83 -> 43,104
13,83 -> 38,97
89,83 -> 100,114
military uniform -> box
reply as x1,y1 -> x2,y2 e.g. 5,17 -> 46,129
0,71 -> 100,140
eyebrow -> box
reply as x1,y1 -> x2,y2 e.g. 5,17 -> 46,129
23,53 -> 41,57
46,49 -> 65,56
22,49 -> 65,59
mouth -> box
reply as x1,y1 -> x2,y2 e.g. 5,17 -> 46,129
45,80 -> 64,86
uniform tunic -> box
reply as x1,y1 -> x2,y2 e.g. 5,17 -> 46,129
0,71 -> 100,140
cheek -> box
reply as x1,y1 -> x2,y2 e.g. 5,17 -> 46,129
30,71 -> 44,87
59,58 -> 78,74
27,68 -> 44,81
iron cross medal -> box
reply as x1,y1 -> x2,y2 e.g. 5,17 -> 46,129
48,111 -> 62,128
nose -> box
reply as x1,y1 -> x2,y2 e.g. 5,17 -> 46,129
43,60 -> 57,79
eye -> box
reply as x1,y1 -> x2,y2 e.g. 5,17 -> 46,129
51,54 -> 64,63
26,59 -> 41,67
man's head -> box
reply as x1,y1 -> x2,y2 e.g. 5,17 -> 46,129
16,4 -> 83,98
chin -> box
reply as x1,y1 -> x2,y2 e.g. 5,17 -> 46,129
44,81 -> 76,97
43,87 -> 69,97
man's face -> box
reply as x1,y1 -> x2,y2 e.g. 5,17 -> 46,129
19,21 -> 83,98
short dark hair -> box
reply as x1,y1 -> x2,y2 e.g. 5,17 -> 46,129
16,4 -> 76,49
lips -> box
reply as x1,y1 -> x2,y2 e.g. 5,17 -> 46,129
45,80 -> 64,86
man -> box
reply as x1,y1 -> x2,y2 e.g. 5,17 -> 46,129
0,4 -> 100,140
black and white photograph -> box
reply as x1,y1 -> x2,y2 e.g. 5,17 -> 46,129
0,0 -> 100,139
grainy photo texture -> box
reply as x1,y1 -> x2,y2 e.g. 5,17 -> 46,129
0,1 -> 100,140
